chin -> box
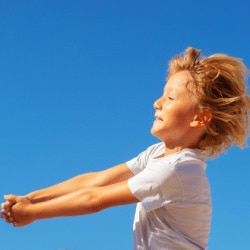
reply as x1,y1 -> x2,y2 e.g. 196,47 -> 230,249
150,127 -> 157,136
151,129 -> 162,140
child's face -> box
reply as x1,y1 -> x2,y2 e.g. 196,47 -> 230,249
151,71 -> 200,148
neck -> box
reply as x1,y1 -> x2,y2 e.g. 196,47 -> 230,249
164,146 -> 183,157
163,141 -> 200,157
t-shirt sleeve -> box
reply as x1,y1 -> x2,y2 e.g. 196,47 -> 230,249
126,142 -> 165,174
128,158 -> 182,212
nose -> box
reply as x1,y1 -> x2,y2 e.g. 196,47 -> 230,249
153,96 -> 163,110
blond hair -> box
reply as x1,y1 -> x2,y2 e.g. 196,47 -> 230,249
168,47 -> 250,157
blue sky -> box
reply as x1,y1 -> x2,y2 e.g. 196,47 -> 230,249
0,1 -> 249,249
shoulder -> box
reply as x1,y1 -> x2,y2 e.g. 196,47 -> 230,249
167,150 -> 210,198
126,142 -> 165,174
145,142 -> 165,157
166,149 -> 207,172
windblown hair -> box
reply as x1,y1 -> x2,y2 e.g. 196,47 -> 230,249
168,47 -> 250,157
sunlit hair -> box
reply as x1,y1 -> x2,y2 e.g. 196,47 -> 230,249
168,47 -> 250,157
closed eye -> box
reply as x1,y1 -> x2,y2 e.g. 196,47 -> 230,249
168,97 -> 174,100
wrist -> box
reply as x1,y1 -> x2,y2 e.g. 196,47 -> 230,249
29,203 -> 38,221
26,191 -> 43,203
25,193 -> 35,203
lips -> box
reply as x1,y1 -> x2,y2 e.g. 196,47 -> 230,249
154,115 -> 163,121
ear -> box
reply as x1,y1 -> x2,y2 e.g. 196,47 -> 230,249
190,109 -> 212,128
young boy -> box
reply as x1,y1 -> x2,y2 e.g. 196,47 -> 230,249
1,47 -> 250,250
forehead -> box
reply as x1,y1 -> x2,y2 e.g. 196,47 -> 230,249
164,71 -> 193,91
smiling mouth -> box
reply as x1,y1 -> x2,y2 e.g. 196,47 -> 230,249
154,116 -> 163,121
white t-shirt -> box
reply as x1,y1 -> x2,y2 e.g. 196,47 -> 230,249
127,142 -> 211,250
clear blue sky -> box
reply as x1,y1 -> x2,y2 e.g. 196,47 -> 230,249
0,1 -> 249,249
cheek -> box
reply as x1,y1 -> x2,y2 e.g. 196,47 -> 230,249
181,109 -> 196,126
166,106 -> 195,124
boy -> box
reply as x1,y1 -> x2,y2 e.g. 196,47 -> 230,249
1,47 -> 250,249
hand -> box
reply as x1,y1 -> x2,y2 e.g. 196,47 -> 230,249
1,195 -> 35,227
1,195 -> 17,224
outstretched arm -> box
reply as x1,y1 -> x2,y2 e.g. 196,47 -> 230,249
1,163 -> 134,223
23,163 -> 133,203
6,179 -> 139,227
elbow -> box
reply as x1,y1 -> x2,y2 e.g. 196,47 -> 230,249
80,188 -> 106,214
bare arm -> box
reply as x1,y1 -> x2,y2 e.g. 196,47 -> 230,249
26,163 -> 133,203
8,180 -> 139,227
1,163 -> 134,222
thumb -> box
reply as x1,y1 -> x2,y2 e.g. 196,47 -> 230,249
4,194 -> 17,203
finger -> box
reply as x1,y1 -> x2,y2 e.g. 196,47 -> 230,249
1,201 -> 12,210
1,214 -> 14,223
1,203 -> 14,216
4,214 -> 16,223
4,194 -> 17,203
8,216 -> 15,222
1,201 -> 8,209
0,209 -> 12,220
0,211 -> 7,218
1,214 -> 8,220
13,222 -> 19,227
